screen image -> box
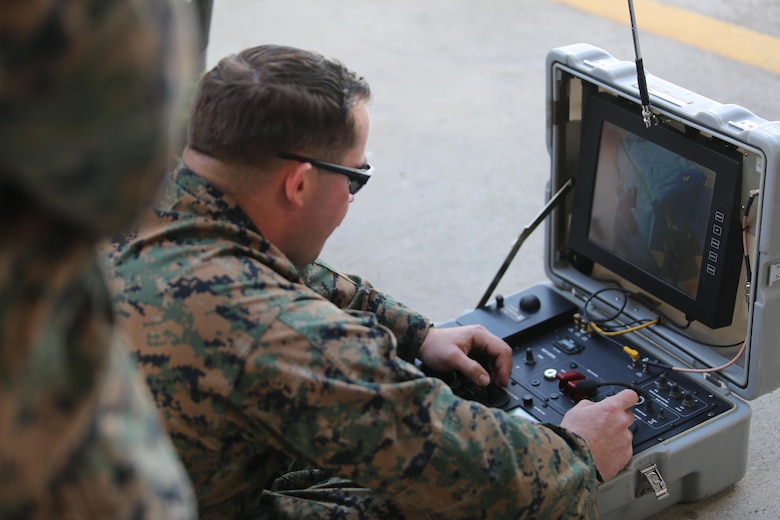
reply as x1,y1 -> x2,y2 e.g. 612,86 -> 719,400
567,90 -> 744,328
588,122 -> 716,299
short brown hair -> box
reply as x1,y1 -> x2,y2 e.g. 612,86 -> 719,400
187,44 -> 371,167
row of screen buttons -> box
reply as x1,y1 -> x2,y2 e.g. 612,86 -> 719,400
705,210 -> 727,276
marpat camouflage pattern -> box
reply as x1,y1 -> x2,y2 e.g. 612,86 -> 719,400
101,164 -> 600,519
0,0 -> 198,518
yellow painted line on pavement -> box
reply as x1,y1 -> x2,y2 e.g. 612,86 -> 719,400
551,0 -> 780,75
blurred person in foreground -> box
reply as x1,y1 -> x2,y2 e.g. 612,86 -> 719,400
0,0 -> 199,517
101,44 -> 638,520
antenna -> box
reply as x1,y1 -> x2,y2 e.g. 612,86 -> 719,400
476,178 -> 573,309
628,0 -> 657,127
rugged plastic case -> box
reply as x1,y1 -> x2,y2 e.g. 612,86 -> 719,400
442,44 -> 780,519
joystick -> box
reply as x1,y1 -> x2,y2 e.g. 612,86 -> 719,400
419,353 -> 510,409
469,382 -> 510,408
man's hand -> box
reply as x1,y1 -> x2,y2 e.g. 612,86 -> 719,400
560,389 -> 638,482
418,325 -> 512,387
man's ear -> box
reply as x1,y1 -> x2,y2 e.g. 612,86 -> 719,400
281,161 -> 312,208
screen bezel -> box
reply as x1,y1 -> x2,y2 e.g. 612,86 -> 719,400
568,88 -> 744,329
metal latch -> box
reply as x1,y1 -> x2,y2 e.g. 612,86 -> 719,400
638,464 -> 669,500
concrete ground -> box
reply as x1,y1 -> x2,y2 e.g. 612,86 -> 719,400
206,1 -> 780,517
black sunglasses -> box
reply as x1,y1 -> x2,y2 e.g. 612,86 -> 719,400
277,151 -> 373,195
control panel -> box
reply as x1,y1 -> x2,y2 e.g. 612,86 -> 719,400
428,284 -> 734,454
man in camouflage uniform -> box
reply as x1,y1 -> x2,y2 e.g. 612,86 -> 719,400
101,44 -> 638,519
0,1 -> 199,518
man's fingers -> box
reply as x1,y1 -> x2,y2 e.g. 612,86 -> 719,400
613,388 -> 640,408
469,327 -> 512,386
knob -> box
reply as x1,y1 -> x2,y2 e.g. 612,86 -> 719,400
524,348 -> 537,366
669,383 -> 682,400
519,294 -> 541,313
522,394 -> 534,408
495,294 -> 504,309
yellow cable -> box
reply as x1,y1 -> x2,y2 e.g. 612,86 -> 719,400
589,318 -> 660,337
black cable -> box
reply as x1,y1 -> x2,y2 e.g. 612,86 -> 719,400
742,190 -> 758,284
575,379 -> 654,411
582,286 -> 742,348
582,286 -> 631,326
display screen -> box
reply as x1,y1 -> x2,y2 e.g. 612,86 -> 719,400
568,90 -> 743,329
588,121 -> 716,299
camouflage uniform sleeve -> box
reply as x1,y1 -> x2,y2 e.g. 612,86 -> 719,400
242,298 -> 599,518
299,259 -> 432,362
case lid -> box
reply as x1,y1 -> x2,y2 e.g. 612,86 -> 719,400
544,44 -> 780,400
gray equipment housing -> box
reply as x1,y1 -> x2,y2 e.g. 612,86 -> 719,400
444,43 -> 780,519
546,43 -> 779,518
